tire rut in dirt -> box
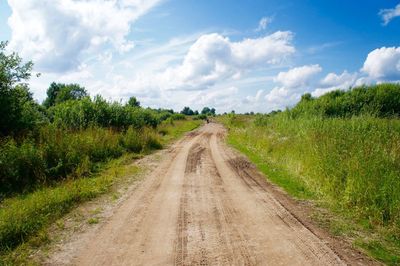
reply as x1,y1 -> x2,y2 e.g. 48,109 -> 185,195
175,132 -> 257,265
223,150 -> 344,265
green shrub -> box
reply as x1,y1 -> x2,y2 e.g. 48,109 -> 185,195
171,113 -> 186,120
0,139 -> 46,195
291,83 -> 400,118
193,114 -> 207,120
0,125 -> 165,197
47,98 -> 161,130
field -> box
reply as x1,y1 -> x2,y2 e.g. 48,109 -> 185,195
218,112 -> 400,264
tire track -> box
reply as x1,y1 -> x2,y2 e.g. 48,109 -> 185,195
53,123 -> 368,266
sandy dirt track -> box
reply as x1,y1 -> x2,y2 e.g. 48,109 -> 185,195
69,123 -> 348,265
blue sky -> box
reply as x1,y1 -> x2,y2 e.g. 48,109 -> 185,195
1,0 -> 400,113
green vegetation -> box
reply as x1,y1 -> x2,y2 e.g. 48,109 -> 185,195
0,119 -> 201,263
218,84 -> 400,265
290,83 -> 400,118
0,41 -> 203,262
180,106 -> 216,117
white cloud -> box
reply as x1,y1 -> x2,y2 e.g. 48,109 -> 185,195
255,16 -> 273,31
379,3 -> 400,25
265,87 -> 289,102
320,71 -> 356,87
313,71 -> 358,97
7,0 -> 161,72
188,86 -> 239,111
361,47 -> 400,80
274,64 -> 322,88
307,41 -> 342,54
265,86 -> 299,110
243,89 -> 264,104
146,31 -> 295,90
262,64 -> 322,110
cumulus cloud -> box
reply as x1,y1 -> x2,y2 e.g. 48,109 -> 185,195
188,86 -> 239,111
265,87 -> 289,103
274,64 -> 322,88
379,3 -> 400,25
243,89 -> 264,104
313,71 -> 358,97
361,47 -> 400,80
7,0 -> 161,72
255,16 -> 273,31
263,64 -> 322,109
150,31 -> 295,90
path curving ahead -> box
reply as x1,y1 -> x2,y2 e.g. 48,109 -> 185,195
74,123 -> 344,266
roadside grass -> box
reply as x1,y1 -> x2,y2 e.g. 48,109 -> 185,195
0,120 -> 201,265
158,119 -> 203,144
227,135 -> 314,199
0,154 -> 140,265
217,114 -> 400,265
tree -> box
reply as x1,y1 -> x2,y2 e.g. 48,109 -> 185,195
127,96 -> 140,107
0,41 -> 42,136
201,107 -> 211,115
300,93 -> 313,102
180,106 -> 194,115
43,82 -> 88,108
43,82 -> 61,108
201,107 -> 216,115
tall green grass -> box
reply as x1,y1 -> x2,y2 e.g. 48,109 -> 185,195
224,114 -> 400,224
0,119 -> 201,258
0,125 -> 161,197
219,114 -> 400,264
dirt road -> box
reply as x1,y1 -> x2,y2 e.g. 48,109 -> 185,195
72,123 -> 346,265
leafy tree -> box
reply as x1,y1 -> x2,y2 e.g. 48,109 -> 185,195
127,96 -> 140,107
301,93 -> 313,102
201,107 -> 211,115
180,106 -> 194,115
43,82 -> 88,108
42,82 -> 60,108
0,41 -> 42,136
201,107 -> 216,115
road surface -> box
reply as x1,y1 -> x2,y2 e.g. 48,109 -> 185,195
73,123 -> 345,265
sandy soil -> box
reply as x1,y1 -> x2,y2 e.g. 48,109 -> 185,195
47,123 -> 375,265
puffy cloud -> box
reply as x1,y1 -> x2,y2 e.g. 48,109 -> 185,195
188,86 -> 239,111
255,16 -> 273,31
265,87 -> 289,103
263,64 -> 322,110
264,86 -> 299,110
152,31 -> 295,90
379,3 -> 400,25
361,47 -> 400,80
243,89 -> 264,104
320,71 -> 356,87
274,64 -> 322,88
313,71 -> 358,96
7,0 -> 161,72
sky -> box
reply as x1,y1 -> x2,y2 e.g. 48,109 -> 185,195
1,0 -> 400,113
